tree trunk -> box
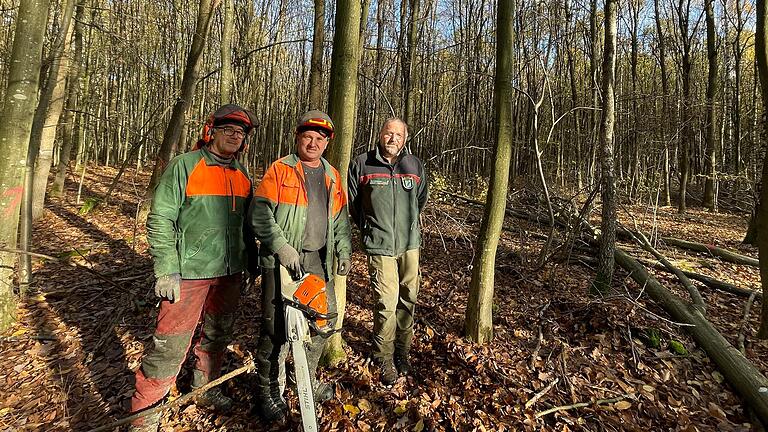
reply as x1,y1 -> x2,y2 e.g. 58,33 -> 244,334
0,0 -> 51,331
678,0 -> 693,214
29,0 -> 78,223
703,0 -> 718,211
142,0 -> 221,216
753,0 -> 768,339
465,0 -> 514,344
403,0 -> 420,126
323,0 -> 362,366
593,0 -> 617,294
308,0 -> 325,109
219,0 -> 234,104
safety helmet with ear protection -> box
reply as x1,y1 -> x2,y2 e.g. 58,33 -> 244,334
195,104 -> 258,151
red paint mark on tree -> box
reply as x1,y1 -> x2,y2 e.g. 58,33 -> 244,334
2,186 -> 23,216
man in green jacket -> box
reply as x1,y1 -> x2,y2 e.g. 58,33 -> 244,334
129,104 -> 258,431
348,117 -> 428,386
249,110 -> 352,422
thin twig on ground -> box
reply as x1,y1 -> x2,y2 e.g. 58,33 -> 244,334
85,360 -> 255,432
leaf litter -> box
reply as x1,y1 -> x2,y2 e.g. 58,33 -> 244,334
0,166 -> 763,431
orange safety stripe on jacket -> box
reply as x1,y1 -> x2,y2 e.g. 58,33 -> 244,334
186,158 -> 251,198
255,158 -> 345,214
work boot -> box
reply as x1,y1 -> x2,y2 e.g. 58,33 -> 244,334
127,411 -> 161,432
314,382 -> 334,404
377,358 -> 398,386
394,355 -> 411,376
253,394 -> 288,422
194,387 -> 234,412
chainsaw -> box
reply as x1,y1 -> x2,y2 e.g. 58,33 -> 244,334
279,265 -> 338,432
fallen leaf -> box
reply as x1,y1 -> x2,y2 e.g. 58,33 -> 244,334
614,401 -> 632,410
344,404 -> 361,417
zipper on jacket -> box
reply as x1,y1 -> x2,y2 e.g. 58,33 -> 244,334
224,167 -> 231,274
390,165 -> 397,254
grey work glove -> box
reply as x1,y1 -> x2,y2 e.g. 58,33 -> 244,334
337,257 -> 351,276
276,244 -> 301,276
154,273 -> 181,303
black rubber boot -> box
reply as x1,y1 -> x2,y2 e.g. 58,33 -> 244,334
194,387 -> 234,412
313,381 -> 334,404
253,393 -> 288,422
394,355 -> 411,376
378,358 -> 398,386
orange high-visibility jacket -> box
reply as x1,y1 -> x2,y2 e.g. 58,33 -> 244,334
147,146 -> 256,279
249,154 -> 351,279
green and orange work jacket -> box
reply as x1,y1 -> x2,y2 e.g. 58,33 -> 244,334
249,154 -> 351,279
147,146 -> 255,279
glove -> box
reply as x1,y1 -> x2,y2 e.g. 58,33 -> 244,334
276,244 -> 301,275
337,257 -> 351,276
154,273 -> 181,303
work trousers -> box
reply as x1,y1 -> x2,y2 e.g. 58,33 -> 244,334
368,249 -> 420,362
254,251 -> 335,399
131,274 -> 241,422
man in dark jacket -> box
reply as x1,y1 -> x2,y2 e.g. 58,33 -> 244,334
347,117 -> 428,386
129,104 -> 258,432
249,110 -> 352,422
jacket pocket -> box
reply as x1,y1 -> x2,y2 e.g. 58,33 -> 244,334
279,179 -> 302,204
184,228 -> 217,259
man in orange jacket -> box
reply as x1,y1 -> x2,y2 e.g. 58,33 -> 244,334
249,110 -> 352,422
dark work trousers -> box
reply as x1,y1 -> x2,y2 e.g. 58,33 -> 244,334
254,251 -> 336,402
130,273 -> 241,423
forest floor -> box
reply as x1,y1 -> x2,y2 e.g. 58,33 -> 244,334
0,165 -> 764,431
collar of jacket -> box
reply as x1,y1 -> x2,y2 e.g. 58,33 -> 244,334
280,153 -> 336,184
374,143 -> 410,166
200,145 -> 237,168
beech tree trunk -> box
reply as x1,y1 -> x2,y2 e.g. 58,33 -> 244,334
615,249 -> 768,424
754,0 -> 768,339
593,0 -> 617,294
308,0 -> 325,109
323,0 -> 362,365
465,0 -> 514,344
0,0 -> 51,331
51,2 -> 85,197
219,0 -> 234,104
703,0 -> 718,211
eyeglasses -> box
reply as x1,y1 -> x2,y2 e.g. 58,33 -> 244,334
216,127 -> 246,138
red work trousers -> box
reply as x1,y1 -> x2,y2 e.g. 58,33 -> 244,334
130,274 -> 241,420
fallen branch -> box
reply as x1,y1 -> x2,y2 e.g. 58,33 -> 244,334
614,248 -> 768,425
535,393 -> 632,418
659,237 -> 758,268
0,247 -> 126,291
85,360 -> 255,432
625,229 -> 705,312
525,378 -> 560,409
738,291 -> 758,355
635,258 -> 761,301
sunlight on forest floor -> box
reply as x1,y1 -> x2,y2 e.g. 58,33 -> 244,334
0,165 -> 762,431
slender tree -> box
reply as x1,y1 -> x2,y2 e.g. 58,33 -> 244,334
754,0 -> 768,339
465,0 -> 515,344
592,0 -> 618,294
0,0 -> 51,330
323,0 -> 362,365
308,0 -> 325,109
220,0 -> 234,104
703,0 -> 719,210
